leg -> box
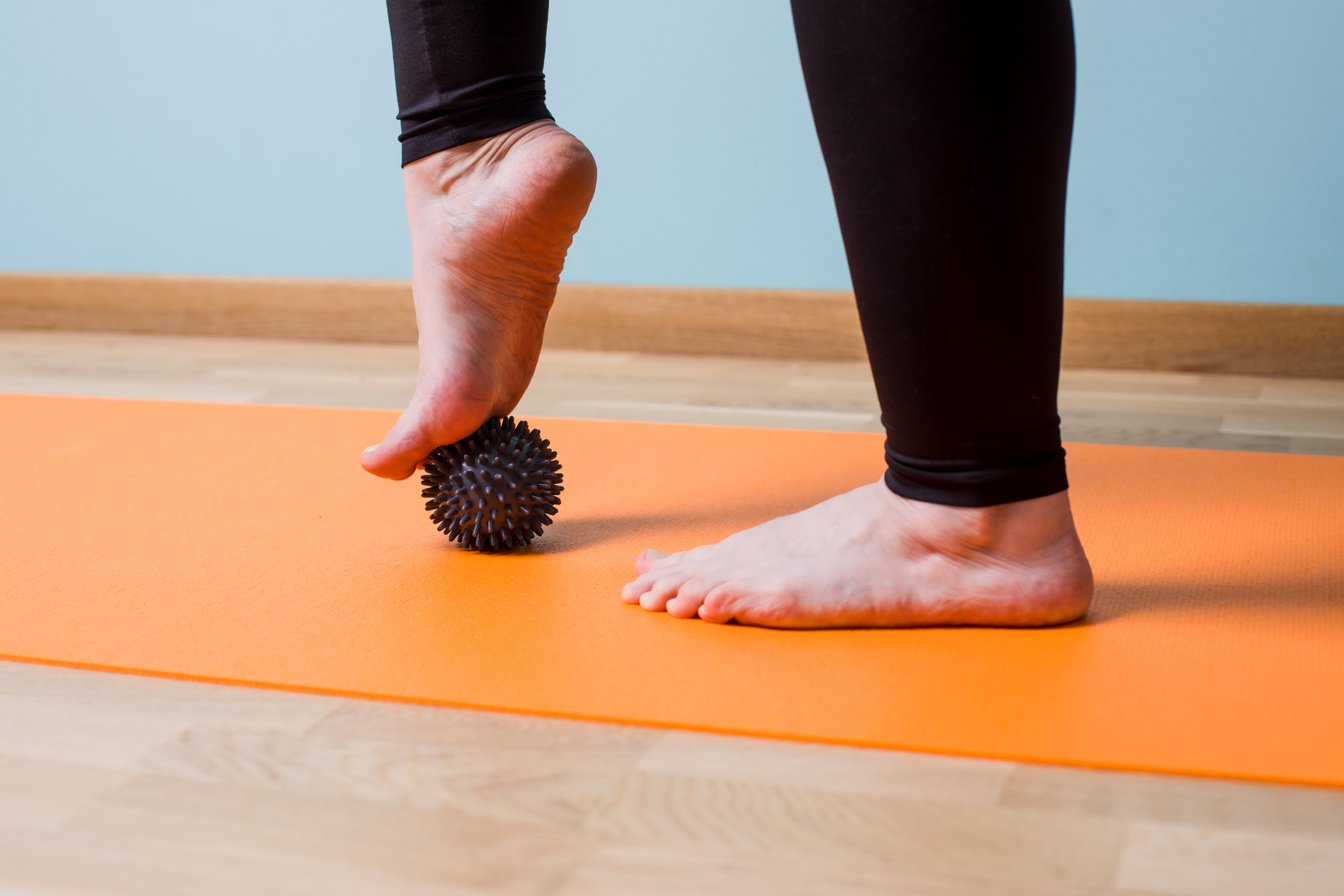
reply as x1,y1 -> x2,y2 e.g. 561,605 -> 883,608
622,1 -> 1092,628
363,0 -> 597,479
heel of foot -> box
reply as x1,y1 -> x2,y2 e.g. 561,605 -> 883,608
1021,560 -> 1094,627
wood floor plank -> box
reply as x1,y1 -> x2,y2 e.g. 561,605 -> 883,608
1220,407 -> 1344,438
0,663 -> 331,770
0,755 -> 134,833
634,731 -> 1013,804
1001,764 -> 1344,839
1286,436 -> 1344,456
1114,823 -> 1344,896
308,699 -> 662,756
557,842 -> 1171,896
1058,369 -> 1263,400
0,827 -> 479,896
582,771 -> 1129,890
59,772 -> 590,895
534,397 -> 877,430
132,723 -> 644,834
1257,379 -> 1344,406
0,373 -> 266,403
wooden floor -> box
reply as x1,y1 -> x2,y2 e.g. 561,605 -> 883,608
2,329 -> 1343,896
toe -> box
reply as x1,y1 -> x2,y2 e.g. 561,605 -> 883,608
361,391 -> 490,480
620,569 -> 663,603
697,585 -> 739,625
639,576 -> 685,612
360,410 -> 440,480
664,579 -> 710,619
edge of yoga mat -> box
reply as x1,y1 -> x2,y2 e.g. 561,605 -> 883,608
2,393 -> 1342,789
5,644 -> 1338,789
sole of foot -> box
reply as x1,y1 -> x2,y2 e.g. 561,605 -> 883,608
362,120 -> 598,480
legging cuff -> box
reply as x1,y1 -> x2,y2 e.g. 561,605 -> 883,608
399,94 -> 554,166
882,444 -> 1070,508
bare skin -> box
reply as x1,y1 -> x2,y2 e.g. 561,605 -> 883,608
620,482 -> 1094,629
361,120 -> 597,480
363,119 -> 1093,630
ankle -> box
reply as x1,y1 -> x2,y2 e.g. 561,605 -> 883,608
404,120 -> 589,195
882,484 -> 1079,555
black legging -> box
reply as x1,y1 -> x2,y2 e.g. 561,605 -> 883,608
385,0 -> 1076,508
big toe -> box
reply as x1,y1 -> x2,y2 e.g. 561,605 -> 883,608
360,408 -> 451,480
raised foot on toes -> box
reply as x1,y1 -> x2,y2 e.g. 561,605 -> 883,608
362,120 -> 597,480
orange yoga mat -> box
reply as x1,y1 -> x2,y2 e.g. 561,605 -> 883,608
2,393 -> 1342,787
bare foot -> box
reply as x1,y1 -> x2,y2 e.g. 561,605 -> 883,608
620,482 -> 1093,629
362,120 -> 597,479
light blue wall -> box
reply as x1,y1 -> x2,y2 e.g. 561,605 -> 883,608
1,1 -> 1340,304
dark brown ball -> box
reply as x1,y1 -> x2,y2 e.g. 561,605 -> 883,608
420,417 -> 563,552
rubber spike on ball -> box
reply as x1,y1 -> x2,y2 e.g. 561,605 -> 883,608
420,417 -> 563,552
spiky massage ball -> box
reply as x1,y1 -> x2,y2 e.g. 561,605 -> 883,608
420,417 -> 563,552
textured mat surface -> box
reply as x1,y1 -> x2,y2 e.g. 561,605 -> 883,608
2,394 -> 1342,786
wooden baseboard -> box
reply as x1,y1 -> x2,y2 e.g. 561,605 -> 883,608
1,272 -> 1340,378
